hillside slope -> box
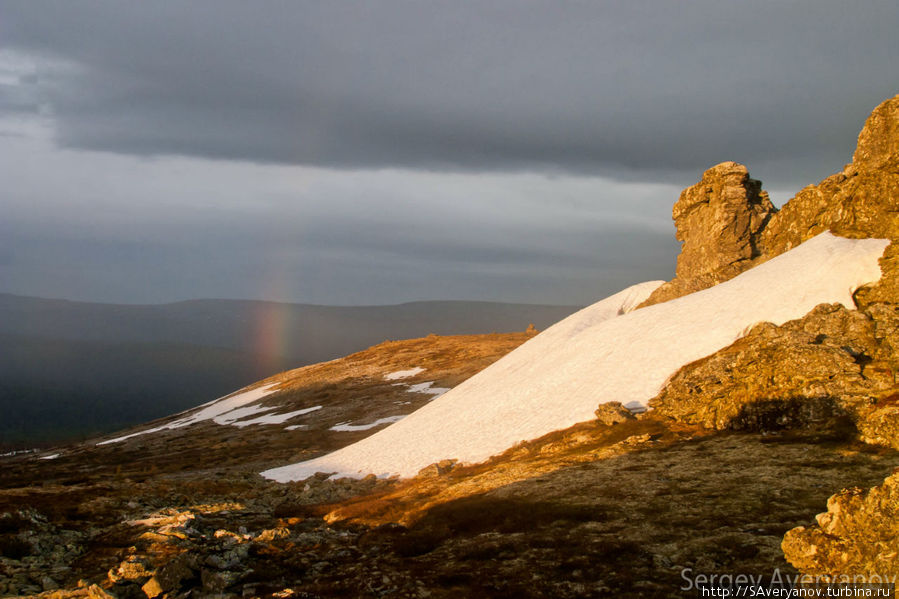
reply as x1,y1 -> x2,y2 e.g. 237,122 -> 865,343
264,232 -> 887,481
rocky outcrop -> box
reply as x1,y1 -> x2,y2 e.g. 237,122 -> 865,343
763,94 -> 899,256
649,94 -> 899,436
641,93 -> 899,308
648,93 -> 899,439
782,471 -> 899,579
640,162 -> 777,305
651,303 -> 899,436
644,93 -> 899,583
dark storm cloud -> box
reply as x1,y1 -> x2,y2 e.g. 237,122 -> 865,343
2,1 -> 897,186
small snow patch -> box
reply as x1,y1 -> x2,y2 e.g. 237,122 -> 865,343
330,415 -> 406,432
97,383 -> 281,445
405,381 -> 451,397
0,449 -> 36,458
384,367 -> 425,381
231,406 -> 322,428
285,425 -> 307,431
213,404 -> 277,425
38,453 -> 60,460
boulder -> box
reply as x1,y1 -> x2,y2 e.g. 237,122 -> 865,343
108,557 -> 152,584
782,472 -> 899,578
416,459 -> 458,478
140,554 -> 195,599
593,402 -> 636,426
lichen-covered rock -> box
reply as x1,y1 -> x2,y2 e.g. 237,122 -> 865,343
857,399 -> 899,448
87,585 -> 117,599
140,554 -> 195,599
753,93 -> 899,259
641,162 -> 776,306
854,94 -> 899,170
769,94 -> 899,258
854,243 -> 899,309
782,471 -> 899,578
594,401 -> 636,426
672,161 -> 775,278
649,304 -> 896,432
108,557 -> 152,584
416,459 -> 458,478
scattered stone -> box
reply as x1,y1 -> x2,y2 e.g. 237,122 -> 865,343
594,402 -> 636,426
140,554 -> 194,599
108,557 -> 152,584
200,568 -> 241,593
255,527 -> 290,542
416,459 -> 458,477
87,584 -> 117,599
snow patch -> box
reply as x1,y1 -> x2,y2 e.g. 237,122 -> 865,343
38,453 -> 60,460
330,415 -> 406,432
405,381 -> 451,397
384,367 -> 425,381
97,383 -> 281,445
262,233 -> 889,482
0,449 -> 36,458
213,404 -> 277,426
231,406 -> 323,428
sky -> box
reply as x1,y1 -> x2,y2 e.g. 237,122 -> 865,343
1,1 -> 897,306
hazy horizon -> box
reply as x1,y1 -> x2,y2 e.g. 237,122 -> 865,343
0,290 -> 584,309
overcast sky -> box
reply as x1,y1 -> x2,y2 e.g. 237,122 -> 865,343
1,1 -> 897,306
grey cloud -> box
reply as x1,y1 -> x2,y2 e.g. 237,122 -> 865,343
1,1 -> 897,187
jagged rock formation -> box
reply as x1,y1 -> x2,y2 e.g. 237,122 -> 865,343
763,94 -> 899,257
782,472 -> 899,579
640,162 -> 777,305
650,93 -> 899,443
640,93 -> 899,309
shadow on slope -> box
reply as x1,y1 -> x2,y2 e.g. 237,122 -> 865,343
345,429 -> 899,598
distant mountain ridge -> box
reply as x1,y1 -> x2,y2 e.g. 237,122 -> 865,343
0,293 -> 580,364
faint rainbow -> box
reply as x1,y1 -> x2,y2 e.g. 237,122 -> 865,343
253,270 -> 293,371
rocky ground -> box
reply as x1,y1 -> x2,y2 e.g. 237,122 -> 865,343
2,405 -> 898,598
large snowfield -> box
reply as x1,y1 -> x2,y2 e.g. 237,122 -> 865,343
262,233 -> 890,481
